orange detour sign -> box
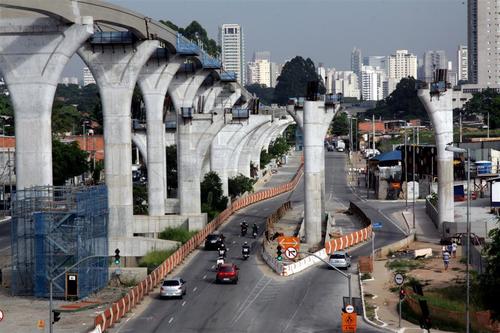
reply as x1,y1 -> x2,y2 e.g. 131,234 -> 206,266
37,319 -> 45,329
341,312 -> 357,332
277,236 -> 300,250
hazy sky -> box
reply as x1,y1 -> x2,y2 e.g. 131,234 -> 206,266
64,0 -> 467,78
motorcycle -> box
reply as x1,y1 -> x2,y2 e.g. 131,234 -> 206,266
218,248 -> 227,258
216,256 -> 225,267
241,227 -> 247,237
252,230 -> 257,238
242,247 -> 250,260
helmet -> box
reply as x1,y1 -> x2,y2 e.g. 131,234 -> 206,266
244,242 -> 248,245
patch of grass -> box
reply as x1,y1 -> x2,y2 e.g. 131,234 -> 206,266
365,302 -> 377,321
138,249 -> 177,273
361,272 -> 372,280
364,292 -> 374,299
386,259 -> 425,272
158,227 -> 198,244
451,267 -> 461,271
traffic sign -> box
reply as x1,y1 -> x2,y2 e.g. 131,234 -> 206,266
345,304 -> 355,314
341,312 -> 357,332
372,222 -> 382,230
0,309 -> 3,321
285,247 -> 297,259
37,319 -> 45,329
277,236 -> 300,250
394,273 -> 405,285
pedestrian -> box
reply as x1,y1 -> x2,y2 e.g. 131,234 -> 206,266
451,241 -> 457,258
443,251 -> 450,270
447,243 -> 453,255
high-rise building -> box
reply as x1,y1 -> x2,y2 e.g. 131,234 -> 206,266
219,23 -> 245,85
361,65 -> 385,101
331,70 -> 360,99
364,56 -> 387,74
317,63 -> 327,84
387,50 -> 417,93
246,62 -> 259,85
423,50 -> 447,82
270,62 -> 282,88
457,45 -> 468,82
254,51 -> 270,62
246,51 -> 272,87
467,0 -> 499,87
351,47 -> 362,88
83,67 -> 96,86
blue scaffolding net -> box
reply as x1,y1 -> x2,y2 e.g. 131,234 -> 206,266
11,185 -> 108,298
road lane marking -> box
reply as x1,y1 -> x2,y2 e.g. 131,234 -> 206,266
211,265 -> 215,269
193,287 -> 197,292
168,317 -> 174,324
232,278 -> 272,324
202,274 -> 207,279
182,301 -> 186,307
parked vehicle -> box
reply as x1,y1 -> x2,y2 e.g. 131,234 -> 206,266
205,234 -> 223,250
160,278 -> 187,299
216,263 -> 239,284
328,251 -> 351,269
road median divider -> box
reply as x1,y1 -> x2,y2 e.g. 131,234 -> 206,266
91,162 -> 304,332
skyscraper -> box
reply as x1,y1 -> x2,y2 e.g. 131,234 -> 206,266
219,24 -> 245,85
83,67 -> 96,86
422,50 -> 447,82
467,0 -> 499,87
331,70 -> 360,99
457,45 -> 468,82
351,47 -> 362,88
387,50 -> 417,93
246,51 -> 272,87
270,62 -> 282,88
364,56 -> 387,74
361,66 -> 385,101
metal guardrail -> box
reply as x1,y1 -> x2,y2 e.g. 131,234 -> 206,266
175,33 -> 200,55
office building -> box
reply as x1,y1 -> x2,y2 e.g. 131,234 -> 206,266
361,66 -> 385,101
364,56 -> 387,74
331,70 -> 360,99
270,62 -> 282,88
246,51 -> 272,87
422,50 -> 447,82
467,0 -> 499,87
83,67 -> 96,86
457,45 -> 468,82
219,23 -> 245,85
387,50 -> 417,93
351,47 -> 362,88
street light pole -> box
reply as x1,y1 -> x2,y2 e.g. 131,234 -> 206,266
412,127 -> 416,229
404,128 -> 408,209
487,112 -> 490,138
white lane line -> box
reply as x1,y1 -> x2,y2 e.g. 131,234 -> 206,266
182,301 -> 186,307
168,317 -> 174,324
193,287 -> 198,292
202,274 -> 207,279
377,208 -> 408,235
211,265 -> 215,269
232,278 -> 272,324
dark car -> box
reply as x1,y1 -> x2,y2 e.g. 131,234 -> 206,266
205,234 -> 223,250
216,263 -> 239,284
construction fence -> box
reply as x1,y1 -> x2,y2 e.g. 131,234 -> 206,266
11,185 -> 108,299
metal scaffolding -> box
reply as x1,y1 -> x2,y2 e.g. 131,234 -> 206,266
11,185 -> 108,298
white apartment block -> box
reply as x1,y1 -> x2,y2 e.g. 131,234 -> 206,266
423,50 -> 447,82
246,59 -> 271,87
361,66 -> 385,101
219,23 -> 245,86
387,50 -> 417,93
331,70 -> 360,99
83,67 -> 96,86
457,45 -> 468,82
270,62 -> 282,88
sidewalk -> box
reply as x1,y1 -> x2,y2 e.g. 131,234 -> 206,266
254,150 -> 302,191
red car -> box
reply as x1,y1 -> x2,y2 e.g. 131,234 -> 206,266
216,263 -> 239,284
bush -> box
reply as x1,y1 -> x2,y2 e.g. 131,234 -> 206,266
158,227 -> 198,244
133,184 -> 148,214
228,174 -> 256,198
138,249 -> 176,273
386,259 -> 425,272
361,273 -> 372,280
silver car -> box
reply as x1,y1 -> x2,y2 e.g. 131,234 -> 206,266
160,278 -> 186,299
328,251 -> 351,269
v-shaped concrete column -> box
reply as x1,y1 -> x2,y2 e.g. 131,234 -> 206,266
0,19 -> 93,189
137,56 -> 182,216
303,101 -> 339,246
203,84 -> 224,113
418,89 -> 454,226
211,115 -> 271,195
239,121 -> 273,176
78,40 -> 159,239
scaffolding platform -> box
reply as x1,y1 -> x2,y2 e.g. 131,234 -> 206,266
11,185 -> 108,299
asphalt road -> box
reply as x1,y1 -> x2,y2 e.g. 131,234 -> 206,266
116,151 -> 393,333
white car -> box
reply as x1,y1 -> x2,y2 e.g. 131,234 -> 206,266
160,278 -> 187,299
328,251 -> 351,269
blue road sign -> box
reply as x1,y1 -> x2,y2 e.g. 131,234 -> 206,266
372,222 -> 382,230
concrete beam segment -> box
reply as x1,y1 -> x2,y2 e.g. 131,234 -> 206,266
238,122 -> 273,177
203,84 -> 224,113
132,132 -> 147,163
303,101 -> 337,246
288,109 -> 304,132
250,118 -> 294,170
418,89 -> 454,225
169,70 -> 211,110
0,20 -> 93,189
78,40 -> 159,238
138,57 -> 182,216
226,115 -> 272,183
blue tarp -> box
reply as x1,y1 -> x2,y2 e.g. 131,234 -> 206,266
371,150 -> 402,162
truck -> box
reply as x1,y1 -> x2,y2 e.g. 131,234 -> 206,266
336,140 -> 345,152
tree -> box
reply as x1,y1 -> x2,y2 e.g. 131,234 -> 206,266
480,220 -> 500,320
364,77 -> 427,120
273,56 -> 326,105
268,135 -> 292,159
52,101 -> 83,134
260,149 -> 272,169
228,174 -> 255,198
160,20 -> 220,58
245,83 -> 275,106
330,112 -> 349,136
462,88 -> 500,129
166,145 -> 178,194
200,171 -> 228,219
52,139 -> 89,185
133,184 -> 148,214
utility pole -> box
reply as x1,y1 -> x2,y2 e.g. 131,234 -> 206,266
372,114 -> 375,151
404,128 -> 408,209
412,127 -> 416,229
460,111 -> 463,143
487,111 -> 490,138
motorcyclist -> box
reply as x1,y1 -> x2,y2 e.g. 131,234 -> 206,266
218,243 -> 227,258
242,242 -> 250,258
240,221 -> 248,236
252,223 -> 258,236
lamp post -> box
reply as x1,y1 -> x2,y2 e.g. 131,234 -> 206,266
445,144 -> 470,333
412,127 -> 416,229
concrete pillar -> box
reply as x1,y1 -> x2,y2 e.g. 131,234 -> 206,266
0,20 -> 93,189
211,115 -> 271,196
239,122 -> 273,177
203,84 -> 223,113
138,57 -> 182,216
303,101 -> 337,246
418,89 -> 454,225
169,70 -> 214,217
78,40 -> 159,239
